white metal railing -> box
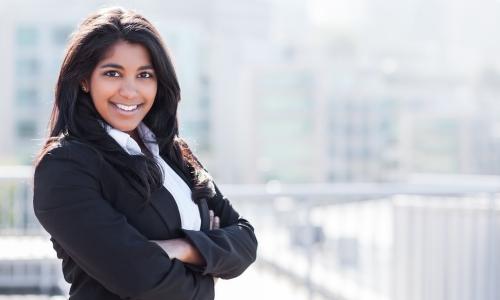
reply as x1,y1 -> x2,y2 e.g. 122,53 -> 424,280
0,166 -> 41,235
0,166 -> 499,300
227,179 -> 500,300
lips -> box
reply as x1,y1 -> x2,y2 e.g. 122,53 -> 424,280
110,102 -> 143,113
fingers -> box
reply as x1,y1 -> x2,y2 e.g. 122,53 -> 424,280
214,216 -> 220,229
209,210 -> 220,230
209,210 -> 214,230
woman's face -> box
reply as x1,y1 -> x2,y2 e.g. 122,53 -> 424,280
87,40 -> 157,135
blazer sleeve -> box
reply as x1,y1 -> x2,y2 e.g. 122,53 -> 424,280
33,143 -> 214,300
181,179 -> 258,279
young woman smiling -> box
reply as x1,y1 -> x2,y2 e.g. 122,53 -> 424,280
33,7 -> 257,300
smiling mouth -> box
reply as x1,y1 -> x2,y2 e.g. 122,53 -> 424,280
111,102 -> 142,112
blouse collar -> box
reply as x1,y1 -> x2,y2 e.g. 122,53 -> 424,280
101,121 -> 160,157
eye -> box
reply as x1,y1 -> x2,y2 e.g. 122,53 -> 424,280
104,71 -> 120,77
138,72 -> 154,79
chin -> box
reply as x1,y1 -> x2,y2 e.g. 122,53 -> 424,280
113,123 -> 139,133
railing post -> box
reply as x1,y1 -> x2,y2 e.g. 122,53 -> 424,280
305,200 -> 313,300
487,192 -> 497,300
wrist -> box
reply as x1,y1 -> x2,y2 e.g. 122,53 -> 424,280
184,238 -> 206,266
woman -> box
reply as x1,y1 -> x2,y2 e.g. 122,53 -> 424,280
33,6 -> 257,300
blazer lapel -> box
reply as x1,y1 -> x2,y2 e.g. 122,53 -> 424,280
196,198 -> 210,232
160,155 -> 210,232
149,186 -> 183,237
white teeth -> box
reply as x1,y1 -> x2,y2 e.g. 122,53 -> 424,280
115,103 -> 139,111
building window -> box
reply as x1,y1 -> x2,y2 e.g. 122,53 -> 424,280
51,26 -> 72,45
16,120 -> 37,139
16,58 -> 40,77
16,87 -> 38,105
16,26 -> 38,47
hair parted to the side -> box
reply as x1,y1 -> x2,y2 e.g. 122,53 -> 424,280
35,6 -> 215,205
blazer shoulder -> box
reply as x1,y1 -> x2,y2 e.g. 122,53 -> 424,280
37,138 -> 103,171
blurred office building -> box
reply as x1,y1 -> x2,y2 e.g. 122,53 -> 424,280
2,0 -> 500,184
1,1 -> 500,300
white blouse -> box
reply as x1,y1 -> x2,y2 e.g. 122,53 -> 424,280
103,122 -> 201,231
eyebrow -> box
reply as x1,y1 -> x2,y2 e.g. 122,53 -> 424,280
99,63 -> 154,71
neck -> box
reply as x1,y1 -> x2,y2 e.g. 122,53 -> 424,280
128,128 -> 152,157
127,129 -> 140,144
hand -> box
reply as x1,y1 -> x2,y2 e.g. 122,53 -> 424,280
209,210 -> 220,284
150,238 -> 205,265
209,210 -> 220,230
150,210 -> 220,267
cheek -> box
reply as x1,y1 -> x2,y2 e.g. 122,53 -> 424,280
144,82 -> 158,104
92,80 -> 116,98
90,79 -> 118,108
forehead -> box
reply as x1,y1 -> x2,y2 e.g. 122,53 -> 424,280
98,40 -> 152,66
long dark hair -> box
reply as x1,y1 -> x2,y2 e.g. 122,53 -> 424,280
35,6 -> 214,205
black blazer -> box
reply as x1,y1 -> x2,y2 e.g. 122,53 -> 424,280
33,139 -> 258,300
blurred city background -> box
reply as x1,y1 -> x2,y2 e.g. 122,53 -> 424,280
0,0 -> 499,299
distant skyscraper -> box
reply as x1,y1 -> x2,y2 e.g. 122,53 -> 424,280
2,0 -> 500,183
246,65 -> 323,183
0,4 -> 72,164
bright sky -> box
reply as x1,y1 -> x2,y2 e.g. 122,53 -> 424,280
308,0 -> 365,29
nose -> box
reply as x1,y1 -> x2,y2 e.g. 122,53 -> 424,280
118,79 -> 139,99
